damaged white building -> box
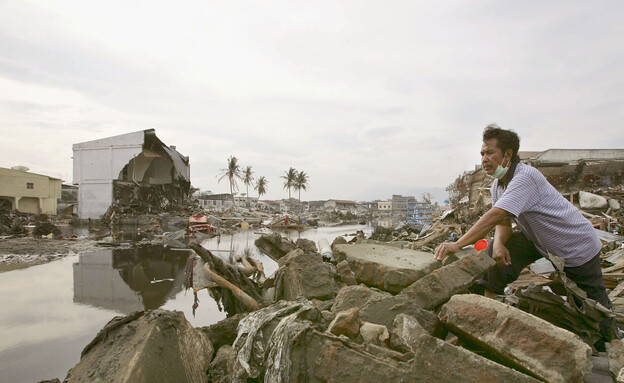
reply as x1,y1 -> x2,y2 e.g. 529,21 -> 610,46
73,129 -> 190,219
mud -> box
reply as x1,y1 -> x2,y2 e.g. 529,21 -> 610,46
0,237 -> 99,272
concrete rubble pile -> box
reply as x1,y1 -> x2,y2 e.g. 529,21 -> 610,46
57,229 -> 624,383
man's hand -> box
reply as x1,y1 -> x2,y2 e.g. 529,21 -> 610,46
434,242 -> 461,261
492,243 -> 511,267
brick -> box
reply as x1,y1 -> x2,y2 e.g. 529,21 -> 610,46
327,307 -> 360,339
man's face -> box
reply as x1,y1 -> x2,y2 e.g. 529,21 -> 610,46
481,138 -> 509,175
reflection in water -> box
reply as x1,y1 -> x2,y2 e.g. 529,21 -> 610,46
73,245 -> 187,314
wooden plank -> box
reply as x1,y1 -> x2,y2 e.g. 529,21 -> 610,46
609,281 -> 624,301
603,260 -> 624,273
603,273 -> 624,279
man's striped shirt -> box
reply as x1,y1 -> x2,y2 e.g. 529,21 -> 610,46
491,163 -> 601,267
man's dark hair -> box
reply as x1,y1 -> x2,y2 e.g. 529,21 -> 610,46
483,124 -> 520,163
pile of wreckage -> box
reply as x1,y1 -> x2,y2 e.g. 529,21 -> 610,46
0,209 -> 63,238
54,224 -> 624,383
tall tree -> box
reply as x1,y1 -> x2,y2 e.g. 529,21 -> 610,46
255,176 -> 268,199
293,170 -> 309,202
217,155 -> 242,197
242,166 -> 254,204
281,167 -> 297,201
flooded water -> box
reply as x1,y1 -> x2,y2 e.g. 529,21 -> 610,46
0,224 -> 371,383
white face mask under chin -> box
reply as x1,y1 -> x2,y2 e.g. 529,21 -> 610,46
489,157 -> 510,180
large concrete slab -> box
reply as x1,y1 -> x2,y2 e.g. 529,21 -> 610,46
390,314 -> 540,383
412,331 -> 541,383
333,243 -> 440,293
399,250 -> 494,309
65,310 -> 213,383
276,250 -> 338,301
439,294 -> 593,383
254,233 -> 296,262
290,330 -> 415,382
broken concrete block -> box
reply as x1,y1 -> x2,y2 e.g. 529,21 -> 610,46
580,191 -> 609,209
360,295 -> 446,338
411,332 -> 541,383
332,284 -> 446,338
298,331 -> 414,382
208,345 -> 235,383
321,310 -> 335,322
331,236 -> 347,248
263,286 -> 276,301
199,312 -> 244,350
389,314 -> 429,353
399,250 -> 495,309
327,307 -> 360,339
332,284 -> 387,313
296,238 -> 318,254
277,251 -> 338,301
333,243 -> 441,293
293,327 -> 536,383
608,340 -> 624,377
389,313 -> 538,381
65,310 -> 213,383
359,322 -> 389,346
336,260 -> 357,285
277,248 -> 305,268
439,294 -> 593,383
254,233 -> 296,262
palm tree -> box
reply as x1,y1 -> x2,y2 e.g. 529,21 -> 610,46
255,176 -> 268,199
217,155 -> 242,197
281,167 -> 297,201
242,166 -> 254,205
293,170 -> 309,202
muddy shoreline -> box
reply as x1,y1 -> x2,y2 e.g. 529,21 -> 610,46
0,237 -> 99,272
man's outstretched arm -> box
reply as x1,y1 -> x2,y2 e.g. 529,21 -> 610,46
434,207 -> 509,261
491,218 -> 513,266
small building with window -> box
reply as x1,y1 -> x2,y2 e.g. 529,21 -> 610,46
0,167 -> 62,214
378,200 -> 392,211
196,193 -> 234,211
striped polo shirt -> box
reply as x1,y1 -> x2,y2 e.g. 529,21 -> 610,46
491,163 -> 601,267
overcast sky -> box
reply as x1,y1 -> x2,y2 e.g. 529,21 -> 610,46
1,1 -> 623,203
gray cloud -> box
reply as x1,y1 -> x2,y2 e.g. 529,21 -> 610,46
0,1 -> 623,202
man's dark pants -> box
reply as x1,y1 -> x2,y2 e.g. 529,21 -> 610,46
478,231 -> 616,342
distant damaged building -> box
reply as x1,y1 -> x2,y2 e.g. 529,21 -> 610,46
447,149 -> 624,221
73,129 -> 190,219
392,194 -> 416,216
522,149 -> 624,190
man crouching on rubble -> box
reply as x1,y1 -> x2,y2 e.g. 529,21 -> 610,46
434,124 -> 618,347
